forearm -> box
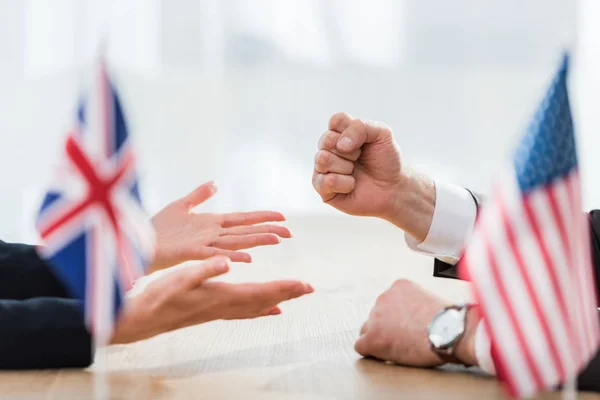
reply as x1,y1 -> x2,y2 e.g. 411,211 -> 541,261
0,241 -> 69,300
0,298 -> 92,369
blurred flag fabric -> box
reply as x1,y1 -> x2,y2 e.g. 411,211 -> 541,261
459,54 -> 600,398
35,59 -> 155,345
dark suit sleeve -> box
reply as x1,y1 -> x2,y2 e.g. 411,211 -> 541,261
579,349 -> 600,392
0,241 -> 69,300
433,258 -> 459,280
0,241 -> 92,369
0,298 -> 92,369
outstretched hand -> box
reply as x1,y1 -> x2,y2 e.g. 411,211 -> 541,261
150,181 -> 292,272
112,256 -> 314,344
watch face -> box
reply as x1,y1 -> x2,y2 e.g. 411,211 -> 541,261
429,309 -> 465,348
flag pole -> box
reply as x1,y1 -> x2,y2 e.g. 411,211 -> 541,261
562,2 -> 580,400
92,46 -> 110,400
93,338 -> 109,400
562,377 -> 577,400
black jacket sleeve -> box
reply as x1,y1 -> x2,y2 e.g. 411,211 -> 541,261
0,240 -> 69,300
0,241 -> 92,369
0,298 -> 92,369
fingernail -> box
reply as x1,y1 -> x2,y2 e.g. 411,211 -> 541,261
269,308 -> 282,315
305,283 -> 315,293
210,182 -> 218,193
337,137 -> 353,152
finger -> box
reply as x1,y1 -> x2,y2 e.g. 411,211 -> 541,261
314,150 -> 355,174
221,211 -> 285,228
179,181 -> 217,209
221,224 -> 292,239
360,321 -> 369,335
328,111 -> 353,133
312,172 -> 336,202
184,257 -> 231,288
354,335 -> 371,357
233,280 -> 314,309
194,246 -> 252,263
337,119 -> 391,153
212,233 -> 281,251
318,130 -> 361,161
262,306 -> 282,316
313,173 -> 356,196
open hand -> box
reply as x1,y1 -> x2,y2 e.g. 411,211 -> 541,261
150,181 -> 292,272
112,256 -> 314,344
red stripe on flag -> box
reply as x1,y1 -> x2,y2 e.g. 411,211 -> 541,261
565,174 -> 596,357
489,331 -> 518,397
484,232 -> 545,389
522,195 -> 575,360
498,196 -> 564,379
546,184 -> 573,282
462,250 -> 521,395
547,179 -> 586,367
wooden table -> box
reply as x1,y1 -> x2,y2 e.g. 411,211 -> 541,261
1,216 -> 598,400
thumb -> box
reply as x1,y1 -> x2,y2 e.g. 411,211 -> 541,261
336,119 -> 392,153
184,256 -> 231,288
179,181 -> 217,209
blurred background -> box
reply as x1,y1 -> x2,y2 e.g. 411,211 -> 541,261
1,0 -> 599,243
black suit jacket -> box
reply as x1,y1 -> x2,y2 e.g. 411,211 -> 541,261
433,199 -> 600,392
0,241 -> 92,369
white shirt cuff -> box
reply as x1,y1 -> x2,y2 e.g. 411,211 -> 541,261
474,320 -> 496,375
405,181 -> 477,265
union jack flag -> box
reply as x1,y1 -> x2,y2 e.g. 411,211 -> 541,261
35,60 -> 155,344
460,54 -> 600,397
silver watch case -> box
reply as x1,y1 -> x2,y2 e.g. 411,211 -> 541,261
427,303 -> 469,354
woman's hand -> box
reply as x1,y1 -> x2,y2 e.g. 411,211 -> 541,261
150,181 -> 292,273
111,257 -> 314,344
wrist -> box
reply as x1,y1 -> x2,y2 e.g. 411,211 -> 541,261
386,168 -> 436,242
110,299 -> 157,345
454,307 -> 481,366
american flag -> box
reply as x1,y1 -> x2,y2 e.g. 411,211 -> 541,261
459,54 -> 600,398
35,59 -> 155,345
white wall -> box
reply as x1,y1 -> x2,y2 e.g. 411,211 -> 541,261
0,0 -> 581,242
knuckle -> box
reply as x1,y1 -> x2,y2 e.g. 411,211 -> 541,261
375,292 -> 388,305
315,150 -> 330,170
350,118 -> 366,131
367,328 -> 388,352
325,174 -> 337,187
347,160 -> 355,173
380,123 -> 393,137
355,339 -> 368,355
312,173 -> 322,190
330,112 -> 351,128
392,279 -> 411,289
323,132 -> 338,150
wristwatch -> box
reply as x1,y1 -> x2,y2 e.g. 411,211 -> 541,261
427,303 -> 477,365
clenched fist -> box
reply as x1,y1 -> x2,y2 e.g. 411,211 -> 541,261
312,112 -> 436,241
